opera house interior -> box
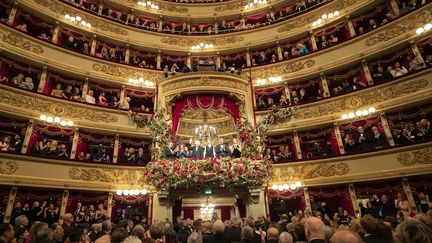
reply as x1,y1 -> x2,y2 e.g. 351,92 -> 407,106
0,0 -> 432,242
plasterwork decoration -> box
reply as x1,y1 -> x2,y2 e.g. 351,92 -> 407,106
160,36 -> 244,47
251,60 -> 315,78
0,88 -> 118,123
214,0 -> 248,12
178,120 -> 236,136
162,76 -> 247,93
126,0 -> 188,13
291,79 -> 428,120
271,162 -> 349,182
69,166 -> 145,184
0,161 -> 19,175
277,0 -> 357,32
365,7 -> 432,46
33,0 -> 128,35
397,147 -> 432,166
92,63 -> 161,82
1,31 -> 43,54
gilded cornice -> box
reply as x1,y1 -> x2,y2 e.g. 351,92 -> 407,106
69,166 -> 145,184
0,160 -> 19,175
250,59 -> 316,79
92,63 -> 163,83
161,75 -> 249,94
271,162 -> 350,182
160,36 -> 244,47
0,29 -> 43,54
397,147 -> 432,166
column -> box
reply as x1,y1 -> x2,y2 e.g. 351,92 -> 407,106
21,120 -> 34,154
147,194 -> 153,224
389,0 -> 400,17
156,51 -> 162,69
90,35 -> 97,56
379,113 -> 395,146
310,31 -> 318,52
240,15 -> 245,29
58,190 -> 69,224
79,0 -> 84,5
320,73 -> 330,98
81,78 -> 89,100
119,86 -> 126,105
284,85 -> 291,104
246,49 -> 251,67
410,41 -> 426,67
37,66 -> 48,93
106,192 -> 114,220
303,187 -> 311,210
401,178 -> 418,212
51,22 -> 60,44
70,128 -> 79,160
215,52 -> 221,70
214,18 -> 219,34
333,123 -> 345,155
293,130 -> 302,160
125,44 -> 130,64
97,1 -> 103,16
113,134 -> 119,163
348,184 -> 360,218
246,187 -> 266,219
276,42 -> 283,61
158,16 -> 163,32
346,16 -> 356,38
362,60 -> 374,85
6,1 -> 18,26
3,187 -> 17,223
152,191 -> 172,223
186,53 -> 192,69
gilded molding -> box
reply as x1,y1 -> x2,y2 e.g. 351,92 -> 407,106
277,0 -> 357,32
162,76 -> 248,93
92,63 -> 162,82
33,0 -> 128,35
271,162 -> 349,182
251,59 -> 315,78
0,87 -> 118,123
160,36 -> 244,47
69,166 -> 145,184
214,0 -> 248,12
1,31 -> 43,54
0,161 -> 19,175
365,7 -> 432,46
397,147 -> 432,166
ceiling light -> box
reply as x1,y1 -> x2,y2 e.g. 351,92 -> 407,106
416,27 -> 425,35
40,114 -> 47,121
333,11 -> 339,16
54,117 -> 61,123
368,107 -> 376,113
425,23 -> 432,31
321,14 -> 327,19
341,114 -> 348,120
46,117 -> 54,123
76,16 -> 81,22
60,120 -> 67,126
355,110 -> 363,117
348,113 -> 355,119
67,121 -> 74,126
362,110 -> 369,116
64,14 -> 70,20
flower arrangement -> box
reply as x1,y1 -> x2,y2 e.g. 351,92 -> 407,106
145,157 -> 272,190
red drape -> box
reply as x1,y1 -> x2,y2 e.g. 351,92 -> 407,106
171,95 -> 240,134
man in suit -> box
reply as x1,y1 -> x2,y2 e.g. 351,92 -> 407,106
421,118 -> 432,139
266,227 -> 279,243
279,214 -> 289,232
204,140 -> 215,158
356,126 -> 372,152
304,217 -> 325,243
215,138 -> 229,158
190,140 -> 204,159
164,142 -> 176,160
378,194 -> 396,219
226,216 -> 242,243
360,215 -> 389,243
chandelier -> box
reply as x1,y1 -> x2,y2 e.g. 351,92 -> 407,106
200,198 -> 215,218
195,112 -> 217,141
271,181 -> 302,192
312,11 -> 340,27
115,189 -> 148,196
341,107 -> 376,120
64,14 -> 91,28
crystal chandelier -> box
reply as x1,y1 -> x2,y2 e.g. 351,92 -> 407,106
271,181 -> 302,192
200,198 -> 215,218
195,112 -> 217,141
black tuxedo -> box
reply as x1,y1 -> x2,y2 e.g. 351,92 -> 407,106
378,200 -> 396,218
204,145 -> 215,158
13,139 -> 23,152
372,133 -> 388,148
190,146 -> 204,159
355,132 -> 372,152
135,153 -> 149,164
215,143 -> 229,158
164,147 -> 176,160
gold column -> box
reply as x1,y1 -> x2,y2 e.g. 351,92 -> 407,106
37,66 -> 48,93
59,190 -> 69,224
125,44 -> 130,64
97,1 -> 103,15
410,41 -> 426,67
362,60 -> 374,85
6,1 -> 18,26
51,21 -> 60,44
246,48 -> 251,67
346,16 -> 356,38
119,86 -> 126,107
186,53 -> 192,69
21,120 -> 34,154
158,16 -> 163,32
401,178 -> 418,212
70,128 -> 79,160
107,192 -> 114,220
215,52 -> 221,70
113,134 -> 120,163
240,15 -> 245,29
310,31 -> 318,52
81,78 -> 89,100
389,0 -> 400,17
156,51 -> 162,70
348,184 -> 360,218
79,0 -> 84,5
3,187 -> 17,223
320,73 -> 330,98
303,187 -> 311,210
276,42 -> 283,61
214,18 -> 218,34
379,113 -> 395,146
293,130 -> 302,160
147,194 -> 153,224
333,123 -> 345,154
90,35 -> 97,56
284,84 -> 291,104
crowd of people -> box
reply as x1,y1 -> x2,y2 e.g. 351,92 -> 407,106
1,73 -> 36,91
343,126 -> 389,154
31,137 -> 71,159
120,147 -> 150,165
392,118 -> 432,146
0,134 -> 23,153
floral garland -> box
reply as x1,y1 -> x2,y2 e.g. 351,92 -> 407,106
145,158 -> 272,190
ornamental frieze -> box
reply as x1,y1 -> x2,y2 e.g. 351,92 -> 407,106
69,166 -> 145,184
0,87 -> 118,123
365,6 -> 432,46
161,76 -> 248,93
250,60 -> 316,78
397,147 -> 432,166
271,162 -> 349,182
1,31 -> 43,54
0,161 -> 19,175
160,36 -> 244,47
126,0 -> 188,13
92,63 -> 162,82
214,0 -> 249,12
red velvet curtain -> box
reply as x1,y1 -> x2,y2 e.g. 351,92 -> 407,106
309,186 -> 354,216
171,95 -> 240,134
